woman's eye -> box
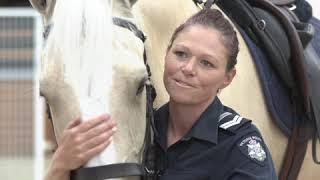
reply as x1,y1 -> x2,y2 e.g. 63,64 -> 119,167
174,51 -> 187,58
200,59 -> 214,68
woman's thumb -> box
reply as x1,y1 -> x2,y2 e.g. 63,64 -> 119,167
66,117 -> 81,129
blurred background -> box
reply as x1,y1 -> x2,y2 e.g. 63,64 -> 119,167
0,1 -> 43,180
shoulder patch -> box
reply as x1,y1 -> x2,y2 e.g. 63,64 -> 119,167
238,135 -> 267,166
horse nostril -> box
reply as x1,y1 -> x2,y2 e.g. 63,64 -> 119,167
136,76 -> 148,95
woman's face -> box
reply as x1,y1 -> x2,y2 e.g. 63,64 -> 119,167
163,25 -> 236,105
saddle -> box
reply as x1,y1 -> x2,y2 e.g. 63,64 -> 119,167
217,0 -> 310,110
217,0 -> 317,130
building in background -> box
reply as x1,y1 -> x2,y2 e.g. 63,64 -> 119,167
0,1 -> 42,180
0,1 -> 31,7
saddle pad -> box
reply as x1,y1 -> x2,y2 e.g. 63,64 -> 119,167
239,28 -> 297,137
307,17 -> 320,139
310,17 -> 320,57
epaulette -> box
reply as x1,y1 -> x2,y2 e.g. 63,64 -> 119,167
218,112 -> 251,133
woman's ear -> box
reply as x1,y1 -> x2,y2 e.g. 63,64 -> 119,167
221,68 -> 236,89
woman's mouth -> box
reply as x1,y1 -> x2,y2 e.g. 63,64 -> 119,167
174,79 -> 194,88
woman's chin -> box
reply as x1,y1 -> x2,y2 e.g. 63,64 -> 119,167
170,94 -> 196,105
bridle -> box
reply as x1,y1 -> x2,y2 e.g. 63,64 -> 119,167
42,17 -> 158,179
192,0 -> 216,9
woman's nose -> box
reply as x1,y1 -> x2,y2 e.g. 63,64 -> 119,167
181,58 -> 196,76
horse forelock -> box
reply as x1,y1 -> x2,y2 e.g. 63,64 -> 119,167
40,0 -> 117,127
43,0 -> 116,99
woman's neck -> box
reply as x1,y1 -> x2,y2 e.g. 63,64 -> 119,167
167,97 -> 215,146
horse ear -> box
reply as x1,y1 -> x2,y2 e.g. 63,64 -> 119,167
29,0 -> 56,22
29,0 -> 47,13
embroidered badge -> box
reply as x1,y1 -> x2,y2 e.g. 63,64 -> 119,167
238,136 -> 267,165
247,139 -> 266,162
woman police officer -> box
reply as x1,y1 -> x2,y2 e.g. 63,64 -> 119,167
45,9 -> 276,180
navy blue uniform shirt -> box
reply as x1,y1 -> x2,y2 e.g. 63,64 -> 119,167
154,97 -> 277,180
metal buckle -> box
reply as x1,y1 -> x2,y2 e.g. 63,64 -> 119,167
144,167 -> 156,176
257,19 -> 266,31
288,4 -> 297,11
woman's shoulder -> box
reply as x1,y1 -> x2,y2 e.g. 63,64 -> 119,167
218,106 -> 275,173
218,105 -> 267,150
218,105 -> 256,134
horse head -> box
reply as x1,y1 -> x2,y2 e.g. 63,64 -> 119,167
30,0 -> 148,174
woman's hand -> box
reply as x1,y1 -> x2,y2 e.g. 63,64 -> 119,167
45,114 -> 116,180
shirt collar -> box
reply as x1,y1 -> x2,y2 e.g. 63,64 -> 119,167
184,97 -> 223,144
154,103 -> 170,149
154,97 -> 224,147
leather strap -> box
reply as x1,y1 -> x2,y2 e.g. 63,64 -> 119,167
279,124 -> 298,180
192,0 -> 217,9
279,114 -> 313,180
269,0 -> 296,6
312,130 -> 320,164
204,0 -> 216,9
288,118 -> 312,180
279,5 -> 315,49
279,117 -> 312,180
70,163 -> 146,180
112,17 -> 146,43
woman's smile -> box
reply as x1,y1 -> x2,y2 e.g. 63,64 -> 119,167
163,25 -> 235,105
174,78 -> 195,89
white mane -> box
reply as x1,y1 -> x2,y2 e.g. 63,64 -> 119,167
45,0 -> 115,119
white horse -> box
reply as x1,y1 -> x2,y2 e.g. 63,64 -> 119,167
30,0 -> 148,179
30,0 -> 319,179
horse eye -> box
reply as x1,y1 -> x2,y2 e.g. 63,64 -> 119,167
136,76 -> 148,95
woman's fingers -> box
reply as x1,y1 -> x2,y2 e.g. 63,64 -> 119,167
66,117 -> 81,129
75,115 -> 117,153
82,118 -> 116,141
80,127 -> 116,151
52,114 -> 117,171
76,114 -> 111,133
81,138 -> 113,162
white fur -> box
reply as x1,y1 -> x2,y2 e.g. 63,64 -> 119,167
45,0 -> 115,167
40,1 -> 147,177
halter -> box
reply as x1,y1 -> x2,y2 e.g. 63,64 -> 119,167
192,0 -> 216,9
42,17 -> 158,179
